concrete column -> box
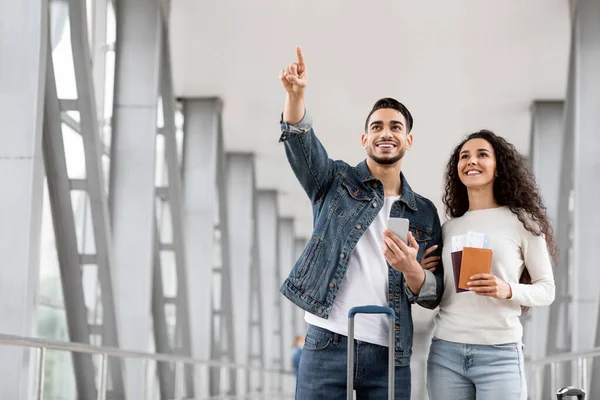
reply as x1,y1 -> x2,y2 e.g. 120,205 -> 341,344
109,0 -> 162,397
570,1 -> 600,396
182,98 -> 221,395
524,101 -> 563,360
226,153 -> 258,393
0,1 -> 47,398
256,190 -> 282,391
278,217 -> 295,372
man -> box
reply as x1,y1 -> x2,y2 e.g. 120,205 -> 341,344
277,47 -> 444,399
291,335 -> 305,376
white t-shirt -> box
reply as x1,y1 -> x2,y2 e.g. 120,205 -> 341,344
305,195 -> 400,347
433,206 -> 556,345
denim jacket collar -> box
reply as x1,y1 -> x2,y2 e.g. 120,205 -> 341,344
354,160 -> 418,211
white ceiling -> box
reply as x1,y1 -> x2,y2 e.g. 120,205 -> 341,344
169,0 -> 570,240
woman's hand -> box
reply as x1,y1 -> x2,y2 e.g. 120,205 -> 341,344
467,273 -> 512,299
420,245 -> 440,272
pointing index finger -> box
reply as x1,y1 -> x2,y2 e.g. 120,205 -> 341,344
296,46 -> 305,66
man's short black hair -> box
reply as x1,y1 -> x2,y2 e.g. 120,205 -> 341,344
364,97 -> 414,132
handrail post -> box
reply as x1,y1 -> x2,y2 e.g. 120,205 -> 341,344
174,361 -> 184,400
236,366 -> 243,397
535,364 -> 542,400
221,366 -> 227,396
97,353 -> 108,400
142,359 -> 151,400
529,363 -> 536,400
34,347 -> 46,400
551,361 -> 559,395
579,357 -> 587,393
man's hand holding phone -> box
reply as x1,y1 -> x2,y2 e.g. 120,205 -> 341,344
382,218 -> 426,294
382,227 -> 419,274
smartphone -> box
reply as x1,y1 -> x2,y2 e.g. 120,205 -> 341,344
387,217 -> 409,243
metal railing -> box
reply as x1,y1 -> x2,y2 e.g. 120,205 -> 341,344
0,333 -> 294,400
528,346 -> 600,399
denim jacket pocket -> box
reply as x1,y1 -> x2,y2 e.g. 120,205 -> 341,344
409,225 -> 432,261
409,225 -> 432,243
341,180 -> 372,202
295,236 -> 322,280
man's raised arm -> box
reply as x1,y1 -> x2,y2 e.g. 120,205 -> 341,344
278,47 -> 335,203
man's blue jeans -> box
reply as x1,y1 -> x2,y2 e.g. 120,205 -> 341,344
295,324 -> 411,400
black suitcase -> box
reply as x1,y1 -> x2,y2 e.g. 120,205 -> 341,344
556,386 -> 586,399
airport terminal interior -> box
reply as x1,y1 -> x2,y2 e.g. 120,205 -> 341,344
1,0 -> 599,399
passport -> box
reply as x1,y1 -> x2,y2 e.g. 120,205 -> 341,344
457,247 -> 493,290
450,251 -> 469,293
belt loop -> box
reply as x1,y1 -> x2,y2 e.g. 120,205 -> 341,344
333,332 -> 341,345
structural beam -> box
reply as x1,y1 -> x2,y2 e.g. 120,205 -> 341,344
157,21 -> 194,396
109,0 -> 162,398
570,0 -> 600,353
226,153 -> 256,394
248,190 -> 266,394
570,1 -> 600,397
256,190 -> 283,392
527,101 -> 564,352
91,0 -> 108,117
67,0 -> 125,394
150,223 -> 175,398
43,43 -> 97,400
278,217 -> 295,373
529,101 -> 564,228
539,24 -> 576,400
182,98 -> 221,396
528,101 -> 565,399
211,121 -> 237,395
0,1 -> 47,398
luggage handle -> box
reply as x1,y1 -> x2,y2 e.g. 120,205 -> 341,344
556,386 -> 586,399
347,306 -> 396,400
348,305 -> 396,318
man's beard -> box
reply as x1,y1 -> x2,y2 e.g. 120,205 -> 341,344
367,147 -> 405,165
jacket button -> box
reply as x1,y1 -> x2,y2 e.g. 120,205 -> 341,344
355,224 -> 361,230
340,253 -> 345,259
329,282 -> 335,288
371,182 -> 378,188
372,202 -> 377,208
317,309 -> 323,315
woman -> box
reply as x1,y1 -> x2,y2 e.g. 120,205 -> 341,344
423,130 -> 556,400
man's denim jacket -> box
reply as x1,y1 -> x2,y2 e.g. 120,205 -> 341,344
278,110 -> 444,366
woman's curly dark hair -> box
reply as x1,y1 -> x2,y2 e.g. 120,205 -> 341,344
443,130 -> 558,274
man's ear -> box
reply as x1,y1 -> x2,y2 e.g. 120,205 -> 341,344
406,132 -> 414,149
361,132 -> 368,148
